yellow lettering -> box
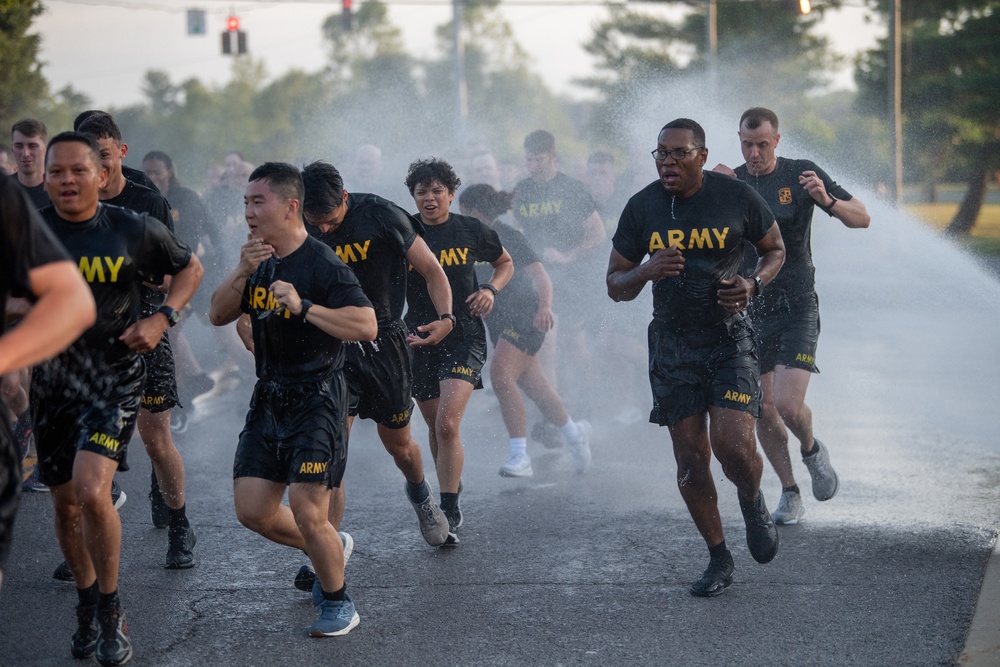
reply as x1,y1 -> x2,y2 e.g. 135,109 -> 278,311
553,200 -> 562,214
104,256 -> 125,282
540,202 -> 554,215
252,287 -> 267,309
353,240 -> 370,261
648,232 -> 665,252
89,433 -> 100,444
711,227 -> 729,248
528,203 -> 539,217
688,228 -> 711,249
440,248 -> 460,266
518,204 -> 528,218
78,257 -> 106,283
335,245 -> 358,264
456,247 -> 469,264
667,230 -> 685,249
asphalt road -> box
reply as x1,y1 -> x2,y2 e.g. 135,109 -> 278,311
2,200 -> 999,666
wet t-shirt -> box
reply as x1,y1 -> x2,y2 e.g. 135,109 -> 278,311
307,192 -> 421,326
512,172 -> 597,255
735,157 -> 852,301
405,213 -> 503,342
475,221 -> 540,326
242,235 -> 372,383
612,171 -> 774,331
17,180 -> 51,210
104,179 -> 174,307
39,203 -> 193,366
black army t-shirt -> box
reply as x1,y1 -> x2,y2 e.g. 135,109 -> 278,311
405,213 -> 503,342
735,157 -> 853,302
613,171 -> 774,331
308,192 -> 421,326
17,180 -> 51,210
242,235 -> 372,383
512,172 -> 597,255
475,221 -> 540,328
105,179 -> 174,306
39,203 -> 192,366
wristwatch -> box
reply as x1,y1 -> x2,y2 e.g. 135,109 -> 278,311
299,299 -> 313,321
440,313 -> 457,326
157,305 -> 180,327
752,275 -> 763,297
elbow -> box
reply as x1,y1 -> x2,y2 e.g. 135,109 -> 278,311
857,214 -> 871,229
208,307 -> 226,327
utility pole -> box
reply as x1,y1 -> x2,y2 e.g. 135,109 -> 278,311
889,0 -> 903,204
452,0 -> 468,143
706,0 -> 717,105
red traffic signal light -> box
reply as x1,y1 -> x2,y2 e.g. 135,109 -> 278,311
226,16 -> 240,32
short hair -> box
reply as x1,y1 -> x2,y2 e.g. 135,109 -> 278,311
587,151 -> 615,167
77,113 -> 123,144
11,118 -> 48,141
523,130 -> 555,154
661,118 -> 706,147
249,162 -> 303,204
405,158 -> 461,195
46,131 -> 103,167
301,161 -> 345,218
73,109 -> 110,131
458,184 -> 513,220
740,107 -> 780,132
142,150 -> 179,187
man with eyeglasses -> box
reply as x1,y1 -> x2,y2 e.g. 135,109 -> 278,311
713,107 -> 870,527
607,118 -> 785,597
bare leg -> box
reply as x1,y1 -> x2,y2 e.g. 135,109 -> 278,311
138,409 -> 186,510
425,379 -> 474,494
234,477 -> 307,550
288,482 -> 344,593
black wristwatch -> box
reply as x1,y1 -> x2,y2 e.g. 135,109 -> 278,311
480,283 -> 498,297
299,299 -> 313,321
440,313 -> 457,326
157,305 -> 180,327
752,275 -> 763,297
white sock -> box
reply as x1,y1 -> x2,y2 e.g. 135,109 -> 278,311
509,437 -> 527,456
559,419 -> 580,443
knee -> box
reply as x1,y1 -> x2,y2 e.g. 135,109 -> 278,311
774,397 -> 802,423
436,417 -> 461,443
235,508 -> 266,533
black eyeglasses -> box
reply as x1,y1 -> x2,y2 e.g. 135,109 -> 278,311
651,147 -> 703,161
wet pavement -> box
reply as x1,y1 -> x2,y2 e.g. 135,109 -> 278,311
2,203 -> 999,666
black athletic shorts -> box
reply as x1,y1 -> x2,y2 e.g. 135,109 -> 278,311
139,300 -> 179,413
234,373 -> 349,488
344,320 -> 414,428
647,313 -> 761,427
31,357 -> 144,487
0,411 -> 20,572
487,317 -> 545,357
750,291 -> 820,375
411,332 -> 487,402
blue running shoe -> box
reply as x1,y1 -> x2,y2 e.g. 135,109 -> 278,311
308,592 -> 359,638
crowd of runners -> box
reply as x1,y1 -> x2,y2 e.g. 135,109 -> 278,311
0,106 -> 868,664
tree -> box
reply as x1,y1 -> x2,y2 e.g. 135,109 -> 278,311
855,1 -> 1000,233
0,0 -> 48,128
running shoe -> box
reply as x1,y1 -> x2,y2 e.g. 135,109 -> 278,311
149,471 -> 168,529
739,489 -> 779,564
21,461 -> 48,493
53,561 -> 73,581
406,482 -> 451,546
71,603 -> 98,659
169,410 -> 189,435
95,605 -> 132,666
689,550 -> 735,598
499,451 -> 533,478
531,420 -> 563,449
308,592 -> 360,638
803,439 -> 839,501
568,420 -> 592,473
772,490 -> 805,525
295,531 -> 354,598
165,521 -> 197,569
111,479 -> 127,510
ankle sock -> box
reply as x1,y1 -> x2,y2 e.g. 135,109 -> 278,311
509,437 -> 527,456
168,504 -> 188,528
440,492 -> 459,512
322,584 -> 347,602
559,420 -> 580,443
783,484 -> 800,495
98,589 -> 119,612
77,580 -> 99,607
406,478 -> 429,504
709,540 -> 729,561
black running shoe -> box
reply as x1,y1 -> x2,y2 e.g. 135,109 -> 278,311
53,560 -> 73,581
71,603 -> 98,658
165,521 -> 197,569
739,490 -> 779,564
295,565 -> 316,593
96,605 -> 132,666
689,550 -> 735,597
149,471 -> 169,529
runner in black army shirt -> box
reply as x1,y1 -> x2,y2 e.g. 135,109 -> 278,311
0,175 -> 96,589
209,162 -> 376,638
404,158 -> 513,533
714,107 -> 870,526
299,161 -> 454,555
35,132 -> 202,665
460,184 -> 592,479
78,114 -> 198,572
608,118 -> 785,598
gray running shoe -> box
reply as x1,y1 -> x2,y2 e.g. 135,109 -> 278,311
771,490 -> 805,525
406,482 -> 451,546
803,439 -> 839,501
568,421 -> 592,473
499,452 -> 533,478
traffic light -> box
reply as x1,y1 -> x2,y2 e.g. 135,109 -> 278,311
221,16 -> 247,55
342,0 -> 353,32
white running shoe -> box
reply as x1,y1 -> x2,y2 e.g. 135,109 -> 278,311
568,421 -> 592,473
499,452 -> 533,478
771,490 -> 805,525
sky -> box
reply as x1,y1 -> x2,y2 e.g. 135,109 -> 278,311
34,0 -> 884,109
